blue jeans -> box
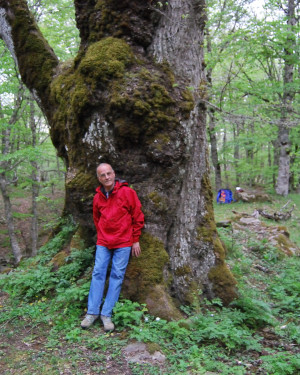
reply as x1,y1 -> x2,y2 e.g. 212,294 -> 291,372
87,245 -> 131,317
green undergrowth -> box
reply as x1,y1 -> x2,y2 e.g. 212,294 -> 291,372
0,198 -> 300,374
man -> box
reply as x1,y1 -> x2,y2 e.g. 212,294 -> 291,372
81,163 -> 144,331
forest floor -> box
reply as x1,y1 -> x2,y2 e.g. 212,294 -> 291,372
0,187 -> 299,374
0,294 -> 160,375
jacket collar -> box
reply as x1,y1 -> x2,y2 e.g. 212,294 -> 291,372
98,179 -> 128,197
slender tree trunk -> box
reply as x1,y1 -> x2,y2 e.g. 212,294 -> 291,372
222,127 -> 229,187
233,122 -> 240,187
0,97 -> 23,264
208,110 -> 222,191
244,121 -> 255,187
30,175 -> 39,255
0,174 -> 22,264
289,143 -> 299,191
272,139 -> 278,188
276,126 -> 290,196
275,0 -> 297,196
206,29 -> 222,192
268,142 -> 272,171
29,100 -> 39,256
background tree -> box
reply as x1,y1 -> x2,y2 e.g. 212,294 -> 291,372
0,0 -> 237,317
206,28 -> 222,192
275,0 -> 299,195
205,0 -> 255,190
205,0 -> 299,193
0,32 -> 65,261
0,91 -> 23,264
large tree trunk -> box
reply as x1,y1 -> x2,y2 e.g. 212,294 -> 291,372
0,0 -> 237,318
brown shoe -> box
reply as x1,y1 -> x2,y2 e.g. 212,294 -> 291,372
101,315 -> 115,331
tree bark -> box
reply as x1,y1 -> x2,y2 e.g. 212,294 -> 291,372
0,98 -> 22,264
222,126 -> 230,187
208,110 -> 222,191
275,0 -> 297,196
29,100 -> 39,257
0,0 -> 237,317
0,174 -> 22,264
233,122 -> 240,187
245,121 -> 255,187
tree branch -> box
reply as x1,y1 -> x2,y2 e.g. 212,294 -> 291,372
197,97 -> 300,128
0,0 -> 59,113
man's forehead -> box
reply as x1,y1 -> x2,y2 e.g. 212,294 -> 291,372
98,165 -> 114,174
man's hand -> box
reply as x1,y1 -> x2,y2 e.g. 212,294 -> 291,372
131,242 -> 141,257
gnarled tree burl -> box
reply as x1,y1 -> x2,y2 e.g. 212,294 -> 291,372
0,0 -> 237,318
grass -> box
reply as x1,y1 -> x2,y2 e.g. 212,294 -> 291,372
0,193 -> 299,374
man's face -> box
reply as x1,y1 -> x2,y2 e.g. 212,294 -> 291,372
97,164 -> 115,192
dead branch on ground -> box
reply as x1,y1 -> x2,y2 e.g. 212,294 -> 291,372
257,201 -> 296,221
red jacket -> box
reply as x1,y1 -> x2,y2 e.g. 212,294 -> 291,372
93,179 -> 144,249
